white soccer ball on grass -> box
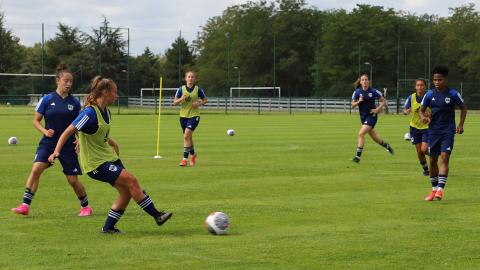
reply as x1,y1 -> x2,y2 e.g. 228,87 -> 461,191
227,129 -> 235,136
205,212 -> 230,235
404,133 -> 411,141
8,137 -> 18,146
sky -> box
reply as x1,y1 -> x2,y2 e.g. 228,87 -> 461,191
1,0 -> 476,55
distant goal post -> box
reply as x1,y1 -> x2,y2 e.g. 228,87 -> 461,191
140,88 -> 179,97
230,87 -> 281,98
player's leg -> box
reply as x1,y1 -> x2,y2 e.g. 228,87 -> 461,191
12,161 -> 50,215
179,117 -> 189,166
435,134 -> 454,200
415,143 -> 429,176
187,117 -> 200,165
114,169 -> 172,227
368,128 -> 394,155
58,154 -> 92,216
350,124 -> 371,163
101,183 -> 131,234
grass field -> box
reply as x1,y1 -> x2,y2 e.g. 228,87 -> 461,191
1,110 -> 479,269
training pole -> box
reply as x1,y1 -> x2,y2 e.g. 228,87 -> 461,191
154,77 -> 163,159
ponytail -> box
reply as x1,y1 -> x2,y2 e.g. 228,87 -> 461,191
83,76 -> 114,109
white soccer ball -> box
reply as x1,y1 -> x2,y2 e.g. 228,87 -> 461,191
8,137 -> 18,146
227,129 -> 235,136
205,212 -> 230,235
404,133 -> 411,141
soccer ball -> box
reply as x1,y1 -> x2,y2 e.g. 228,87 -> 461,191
227,129 -> 235,136
8,137 -> 18,146
404,133 -> 411,141
205,212 -> 230,235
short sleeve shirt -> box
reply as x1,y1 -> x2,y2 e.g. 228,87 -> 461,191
352,87 -> 383,118
421,87 -> 464,134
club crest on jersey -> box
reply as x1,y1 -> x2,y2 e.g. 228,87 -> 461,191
68,104 -> 74,111
445,97 -> 451,104
368,93 -> 373,97
109,165 -> 118,172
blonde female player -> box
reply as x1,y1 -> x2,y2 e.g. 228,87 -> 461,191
403,78 -> 431,177
173,71 -> 208,166
350,74 -> 394,163
12,63 -> 92,217
48,76 -> 172,234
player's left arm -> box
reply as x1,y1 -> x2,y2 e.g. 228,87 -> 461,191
457,103 -> 467,134
193,89 -> 207,107
108,138 -> 120,156
372,96 -> 386,114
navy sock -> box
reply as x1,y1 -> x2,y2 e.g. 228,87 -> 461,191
190,146 -> 195,156
438,174 -> 448,189
430,175 -> 439,189
421,162 -> 428,172
78,194 -> 89,208
138,194 -> 160,218
356,147 -> 363,158
104,209 -> 125,230
183,147 -> 189,159
23,187 -> 34,206
380,141 -> 387,148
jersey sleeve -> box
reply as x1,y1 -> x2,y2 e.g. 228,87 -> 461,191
198,87 -> 206,99
404,95 -> 412,109
72,107 -> 97,132
373,89 -> 383,99
451,90 -> 464,105
421,91 -> 431,108
175,87 -> 183,98
35,94 -> 52,115
351,90 -> 359,100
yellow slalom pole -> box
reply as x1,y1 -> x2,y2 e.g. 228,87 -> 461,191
154,77 -> 163,159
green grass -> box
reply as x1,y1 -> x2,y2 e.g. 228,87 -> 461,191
1,112 -> 479,269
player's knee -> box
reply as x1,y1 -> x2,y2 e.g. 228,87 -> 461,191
125,175 -> 140,189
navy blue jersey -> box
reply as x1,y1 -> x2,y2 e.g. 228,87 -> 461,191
35,92 -> 81,149
72,106 -> 111,134
175,85 -> 206,99
351,87 -> 383,118
421,87 -> 464,135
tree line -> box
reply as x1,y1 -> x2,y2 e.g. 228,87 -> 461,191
0,1 -> 479,100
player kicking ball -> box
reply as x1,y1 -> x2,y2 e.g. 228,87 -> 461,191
419,65 -> 467,201
49,76 -> 172,233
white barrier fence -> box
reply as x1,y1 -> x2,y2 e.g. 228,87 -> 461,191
128,97 -> 404,114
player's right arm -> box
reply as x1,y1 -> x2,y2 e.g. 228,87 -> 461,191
173,87 -> 186,106
48,124 -> 78,163
351,90 -> 363,108
33,112 -> 54,137
403,95 -> 412,115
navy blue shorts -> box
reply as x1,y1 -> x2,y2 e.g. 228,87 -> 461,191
180,116 -> 200,133
360,114 -> 377,128
428,133 -> 455,156
35,143 -> 82,175
87,159 -> 125,187
410,127 -> 428,145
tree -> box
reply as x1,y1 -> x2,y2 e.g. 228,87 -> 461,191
162,37 -> 195,88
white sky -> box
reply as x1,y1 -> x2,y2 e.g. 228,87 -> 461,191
1,0 -> 476,55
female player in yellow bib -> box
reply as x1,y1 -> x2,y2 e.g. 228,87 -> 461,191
404,78 -> 431,177
173,71 -> 208,166
49,76 -> 172,234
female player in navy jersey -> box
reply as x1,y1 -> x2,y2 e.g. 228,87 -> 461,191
419,65 -> 467,201
404,78 -> 431,176
173,71 -> 207,166
350,74 -> 394,163
11,63 -> 92,217
48,76 -> 172,234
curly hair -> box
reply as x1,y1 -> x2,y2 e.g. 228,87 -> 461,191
432,65 -> 448,78
56,62 -> 72,79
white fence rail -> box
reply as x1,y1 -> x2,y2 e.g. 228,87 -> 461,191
128,97 -> 405,114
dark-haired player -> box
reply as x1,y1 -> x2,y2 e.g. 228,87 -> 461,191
12,63 -> 92,216
350,74 -> 394,163
419,65 -> 467,201
404,78 -> 431,176
173,71 -> 207,166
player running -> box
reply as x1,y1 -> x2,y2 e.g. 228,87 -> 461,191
11,63 -> 92,217
404,78 -> 431,176
350,74 -> 394,163
419,65 -> 467,201
48,76 -> 172,234
173,71 -> 208,166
